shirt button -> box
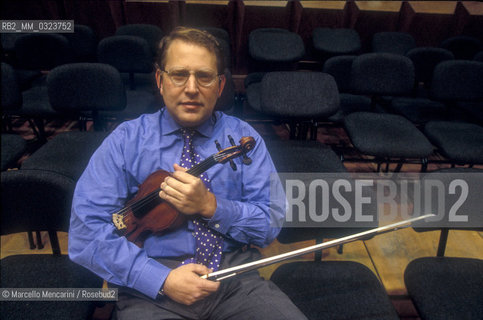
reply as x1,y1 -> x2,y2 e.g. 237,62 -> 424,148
214,224 -> 220,228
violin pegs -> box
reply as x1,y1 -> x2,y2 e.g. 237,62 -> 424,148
215,140 -> 237,171
228,135 -> 252,165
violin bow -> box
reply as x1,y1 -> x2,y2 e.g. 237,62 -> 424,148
202,213 -> 435,281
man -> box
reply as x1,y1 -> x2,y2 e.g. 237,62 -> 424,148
69,27 -> 306,319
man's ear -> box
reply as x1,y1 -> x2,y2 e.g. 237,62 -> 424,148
155,69 -> 164,95
217,74 -> 226,98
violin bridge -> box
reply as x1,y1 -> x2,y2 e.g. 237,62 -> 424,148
112,213 -> 127,231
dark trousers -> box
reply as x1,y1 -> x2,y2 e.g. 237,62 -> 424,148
113,248 -> 307,320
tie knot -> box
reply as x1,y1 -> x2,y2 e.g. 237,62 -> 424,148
181,128 -> 196,144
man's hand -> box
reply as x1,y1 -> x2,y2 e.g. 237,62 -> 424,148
163,263 -> 220,305
159,164 -> 217,218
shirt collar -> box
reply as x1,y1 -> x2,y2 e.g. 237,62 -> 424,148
160,108 -> 216,138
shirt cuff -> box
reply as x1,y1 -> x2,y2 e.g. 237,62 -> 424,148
132,258 -> 170,299
207,197 -> 237,235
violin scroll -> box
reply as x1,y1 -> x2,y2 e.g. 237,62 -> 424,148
215,136 -> 256,165
239,136 -> 255,153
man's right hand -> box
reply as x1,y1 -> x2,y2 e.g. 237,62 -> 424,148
163,263 -> 220,305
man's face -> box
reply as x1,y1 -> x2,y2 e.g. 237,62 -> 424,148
156,39 -> 225,128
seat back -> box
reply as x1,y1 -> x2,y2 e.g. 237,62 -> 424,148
198,26 -> 230,44
312,28 -> 361,56
406,47 -> 454,86
372,31 -> 416,55
412,167 -> 483,255
1,62 -> 22,112
115,23 -> 163,56
249,28 -> 305,63
260,71 -> 339,118
64,24 -> 98,62
1,170 -> 104,319
97,35 -> 153,74
197,27 -> 231,69
1,170 -> 75,235
351,53 -> 415,96
440,35 -> 482,60
323,55 -> 356,93
430,60 -> 483,102
13,33 -> 73,70
47,63 -> 126,112
248,28 -> 305,72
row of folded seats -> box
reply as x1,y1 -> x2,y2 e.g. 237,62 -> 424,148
244,28 -> 483,171
2,24 -> 482,139
2,54 -> 482,177
245,56 -> 483,171
1,24 -> 232,141
3,24 -> 481,75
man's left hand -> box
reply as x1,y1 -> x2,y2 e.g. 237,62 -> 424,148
159,163 -> 217,218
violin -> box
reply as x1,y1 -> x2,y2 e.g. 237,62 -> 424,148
112,136 -> 256,247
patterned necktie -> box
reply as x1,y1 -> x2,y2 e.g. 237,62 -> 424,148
179,128 -> 223,271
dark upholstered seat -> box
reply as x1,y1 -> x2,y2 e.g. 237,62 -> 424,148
260,71 -> 339,139
20,63 -> 126,180
404,167 -> 483,319
97,35 -> 158,120
266,139 -> 345,173
345,112 -> 433,158
423,60 -> 483,164
14,33 -> 73,71
1,170 -> 103,320
390,97 -> 447,125
1,169 -> 75,235
22,131 -> 109,180
323,55 -> 372,122
1,63 -> 28,170
248,28 -> 305,64
1,134 -> 27,170
424,121 -> 483,164
405,257 -> 483,320
372,32 -> 416,55
244,28 -> 305,121
342,53 -> 434,170
440,35 -> 482,60
0,255 -> 104,320
115,23 -> 164,56
271,261 -> 399,320
405,47 -> 454,89
11,34 -> 74,140
198,27 -> 232,69
64,24 -> 98,63
260,72 -> 339,118
312,28 -> 361,57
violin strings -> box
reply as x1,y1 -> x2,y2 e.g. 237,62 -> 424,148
118,157 -> 216,221
116,190 -> 161,221
116,149 -> 239,224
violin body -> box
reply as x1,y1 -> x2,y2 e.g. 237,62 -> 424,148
111,136 -> 256,247
112,170 -> 185,247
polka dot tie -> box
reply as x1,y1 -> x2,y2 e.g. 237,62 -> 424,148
179,129 -> 223,271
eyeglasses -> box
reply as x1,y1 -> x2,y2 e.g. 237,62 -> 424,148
162,68 -> 221,88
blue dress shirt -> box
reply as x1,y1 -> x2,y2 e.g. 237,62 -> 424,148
68,109 -> 286,300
